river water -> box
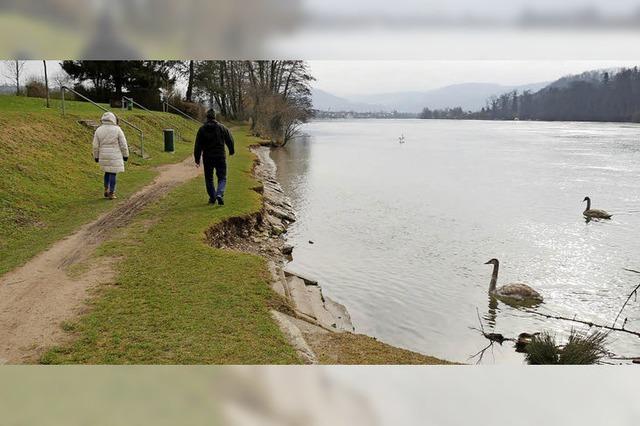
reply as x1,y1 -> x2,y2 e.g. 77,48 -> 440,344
270,119 -> 640,364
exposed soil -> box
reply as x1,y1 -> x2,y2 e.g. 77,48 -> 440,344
0,157 -> 200,364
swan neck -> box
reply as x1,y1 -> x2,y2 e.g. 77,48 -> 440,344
585,198 -> 591,210
489,263 -> 499,292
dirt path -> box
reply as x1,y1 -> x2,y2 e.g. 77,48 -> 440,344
0,157 -> 200,364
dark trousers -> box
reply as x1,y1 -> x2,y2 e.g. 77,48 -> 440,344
103,172 -> 117,192
203,157 -> 227,200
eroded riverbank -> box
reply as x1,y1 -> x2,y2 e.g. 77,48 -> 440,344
237,145 -> 454,364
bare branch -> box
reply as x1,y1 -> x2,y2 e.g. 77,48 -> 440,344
523,308 -> 640,338
611,282 -> 640,328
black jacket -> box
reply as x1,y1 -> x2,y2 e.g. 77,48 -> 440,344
194,119 -> 235,163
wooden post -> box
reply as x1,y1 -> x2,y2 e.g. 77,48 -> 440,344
43,60 -> 50,108
61,87 -> 65,116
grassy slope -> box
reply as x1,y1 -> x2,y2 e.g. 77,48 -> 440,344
42,126 -> 300,364
0,95 -> 197,275
2,96 -> 298,364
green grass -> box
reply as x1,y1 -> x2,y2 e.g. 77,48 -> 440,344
41,128 -> 300,364
0,95 -> 198,275
2,95 -> 298,364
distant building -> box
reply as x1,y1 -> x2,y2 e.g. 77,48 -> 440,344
312,109 -> 418,119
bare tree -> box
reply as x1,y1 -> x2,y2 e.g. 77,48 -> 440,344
2,60 -> 26,95
191,60 -> 313,144
52,70 -> 73,89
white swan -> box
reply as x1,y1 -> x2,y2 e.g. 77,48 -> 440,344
583,196 -> 612,219
484,258 -> 543,303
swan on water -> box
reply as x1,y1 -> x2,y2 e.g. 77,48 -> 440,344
583,196 -> 612,219
484,258 -> 543,303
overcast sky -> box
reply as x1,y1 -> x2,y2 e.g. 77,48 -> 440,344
308,60 -> 640,96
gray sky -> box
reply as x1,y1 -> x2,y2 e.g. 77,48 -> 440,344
308,60 -> 640,96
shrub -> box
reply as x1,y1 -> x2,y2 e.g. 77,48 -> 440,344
525,331 -> 559,365
170,98 -> 205,122
560,330 -> 608,365
25,78 -> 47,98
525,329 -> 608,365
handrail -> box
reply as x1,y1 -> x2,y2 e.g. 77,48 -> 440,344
122,96 -> 182,142
163,101 -> 202,125
61,86 -> 145,158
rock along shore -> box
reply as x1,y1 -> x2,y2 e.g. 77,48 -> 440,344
206,144 -> 454,365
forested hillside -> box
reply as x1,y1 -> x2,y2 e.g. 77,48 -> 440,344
420,67 -> 640,122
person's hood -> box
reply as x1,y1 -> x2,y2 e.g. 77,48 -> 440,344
202,119 -> 219,131
101,112 -> 117,125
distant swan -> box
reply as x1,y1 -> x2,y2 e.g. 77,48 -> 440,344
485,258 -> 543,303
583,196 -> 612,219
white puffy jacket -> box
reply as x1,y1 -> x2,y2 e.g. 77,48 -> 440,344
92,112 -> 130,173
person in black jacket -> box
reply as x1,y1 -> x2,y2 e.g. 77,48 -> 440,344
194,109 -> 235,205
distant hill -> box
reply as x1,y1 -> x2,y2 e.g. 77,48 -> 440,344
420,67 -> 640,122
547,68 -> 623,89
313,82 -> 549,113
311,88 -> 384,112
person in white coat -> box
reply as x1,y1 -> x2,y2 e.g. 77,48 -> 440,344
92,112 -> 129,199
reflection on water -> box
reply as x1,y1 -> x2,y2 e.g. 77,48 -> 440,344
271,119 -> 640,364
483,295 -> 499,328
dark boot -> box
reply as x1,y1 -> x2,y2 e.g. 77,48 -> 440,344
216,196 -> 224,206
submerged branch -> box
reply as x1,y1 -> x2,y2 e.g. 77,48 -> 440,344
611,282 -> 640,329
522,309 -> 640,338
468,308 -> 504,364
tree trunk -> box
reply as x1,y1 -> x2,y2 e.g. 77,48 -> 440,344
43,60 -> 50,108
15,61 -> 20,96
186,60 -> 194,102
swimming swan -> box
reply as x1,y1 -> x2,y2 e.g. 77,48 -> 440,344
583,196 -> 612,219
484,258 -> 543,303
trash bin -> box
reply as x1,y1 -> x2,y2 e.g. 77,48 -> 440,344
163,129 -> 175,152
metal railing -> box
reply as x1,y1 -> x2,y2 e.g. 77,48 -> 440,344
60,86 -> 145,158
122,96 -> 182,142
162,101 -> 202,125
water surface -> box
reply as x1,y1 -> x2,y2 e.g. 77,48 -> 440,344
271,119 -> 640,364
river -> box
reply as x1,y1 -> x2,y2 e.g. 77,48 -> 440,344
270,119 -> 640,364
